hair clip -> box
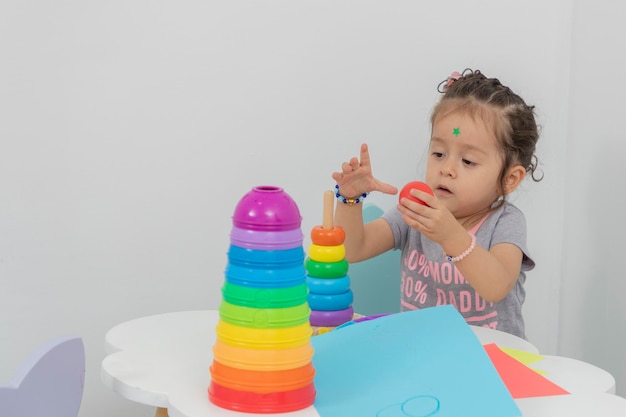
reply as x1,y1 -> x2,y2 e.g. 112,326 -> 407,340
437,71 -> 462,93
436,68 -> 476,93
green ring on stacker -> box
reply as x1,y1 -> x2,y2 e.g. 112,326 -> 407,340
219,300 -> 310,328
222,282 -> 308,309
305,258 -> 349,278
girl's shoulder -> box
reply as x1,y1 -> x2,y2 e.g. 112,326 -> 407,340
492,201 -> 526,221
481,202 -> 527,234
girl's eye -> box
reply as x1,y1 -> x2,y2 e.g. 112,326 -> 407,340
432,152 -> 444,158
462,159 -> 476,166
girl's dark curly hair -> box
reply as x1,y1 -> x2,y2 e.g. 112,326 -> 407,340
432,70 -> 542,206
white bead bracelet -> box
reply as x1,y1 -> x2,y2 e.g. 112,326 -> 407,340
445,233 -> 476,263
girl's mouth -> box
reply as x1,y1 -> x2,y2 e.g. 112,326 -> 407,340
436,185 -> 452,196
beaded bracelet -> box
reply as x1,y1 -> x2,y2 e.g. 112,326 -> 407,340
445,233 -> 476,263
334,184 -> 369,206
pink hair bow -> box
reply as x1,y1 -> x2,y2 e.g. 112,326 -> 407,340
438,71 -> 462,93
446,71 -> 462,88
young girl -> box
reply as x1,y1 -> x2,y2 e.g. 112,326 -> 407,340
331,69 -> 541,339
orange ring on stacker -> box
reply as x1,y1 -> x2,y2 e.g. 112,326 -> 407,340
310,225 -> 345,246
210,360 -> 315,393
215,319 -> 312,350
212,339 -> 314,371
308,243 -> 345,263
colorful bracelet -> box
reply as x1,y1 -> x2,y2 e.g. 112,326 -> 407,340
334,184 -> 369,206
445,233 -> 476,263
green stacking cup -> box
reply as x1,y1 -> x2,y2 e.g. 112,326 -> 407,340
219,301 -> 310,328
221,282 -> 308,309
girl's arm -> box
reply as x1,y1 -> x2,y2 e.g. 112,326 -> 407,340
458,242 -> 523,302
334,206 -> 395,263
440,230 -> 522,302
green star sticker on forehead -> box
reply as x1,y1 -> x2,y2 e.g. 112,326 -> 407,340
453,127 -> 461,136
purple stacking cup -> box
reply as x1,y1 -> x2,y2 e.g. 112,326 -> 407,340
232,186 -> 302,232
230,227 -> 304,251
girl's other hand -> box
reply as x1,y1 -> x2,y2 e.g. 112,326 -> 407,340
398,190 -> 463,245
331,143 -> 398,197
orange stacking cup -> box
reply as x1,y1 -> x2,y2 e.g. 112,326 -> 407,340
210,360 -> 315,393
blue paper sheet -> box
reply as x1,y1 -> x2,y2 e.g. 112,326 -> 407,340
311,305 -> 521,417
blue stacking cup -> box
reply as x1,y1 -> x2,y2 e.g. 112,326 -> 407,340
228,245 -> 304,268
225,263 -> 307,289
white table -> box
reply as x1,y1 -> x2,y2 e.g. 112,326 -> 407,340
102,310 -> 622,417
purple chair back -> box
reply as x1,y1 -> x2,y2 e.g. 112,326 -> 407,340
0,336 -> 85,417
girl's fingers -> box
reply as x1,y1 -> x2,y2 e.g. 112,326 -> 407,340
414,190 -> 436,207
359,143 -> 370,166
336,144 -> 371,175
376,181 -> 398,195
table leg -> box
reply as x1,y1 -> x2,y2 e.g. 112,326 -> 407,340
155,407 -> 169,417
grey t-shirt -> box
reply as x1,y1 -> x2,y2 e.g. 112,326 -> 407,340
383,202 -> 535,339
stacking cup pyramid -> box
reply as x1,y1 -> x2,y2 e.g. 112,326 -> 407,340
306,191 -> 354,327
208,186 -> 316,413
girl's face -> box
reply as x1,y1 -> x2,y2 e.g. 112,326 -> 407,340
426,112 -> 504,221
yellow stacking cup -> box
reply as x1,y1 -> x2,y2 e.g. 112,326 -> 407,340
215,319 -> 312,350
212,339 -> 314,371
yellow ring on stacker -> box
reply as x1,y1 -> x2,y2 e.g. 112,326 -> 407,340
308,244 -> 345,263
215,319 -> 312,350
212,339 -> 314,371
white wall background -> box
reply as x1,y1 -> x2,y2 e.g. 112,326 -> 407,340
0,1 -> 624,416
559,0 -> 626,394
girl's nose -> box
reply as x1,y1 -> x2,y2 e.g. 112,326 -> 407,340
440,160 -> 456,177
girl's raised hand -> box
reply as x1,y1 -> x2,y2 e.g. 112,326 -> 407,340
331,143 -> 398,198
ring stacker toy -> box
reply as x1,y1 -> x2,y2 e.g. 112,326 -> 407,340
307,190 -> 355,332
208,186 -> 316,414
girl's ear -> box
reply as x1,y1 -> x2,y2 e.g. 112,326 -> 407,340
503,165 -> 526,195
